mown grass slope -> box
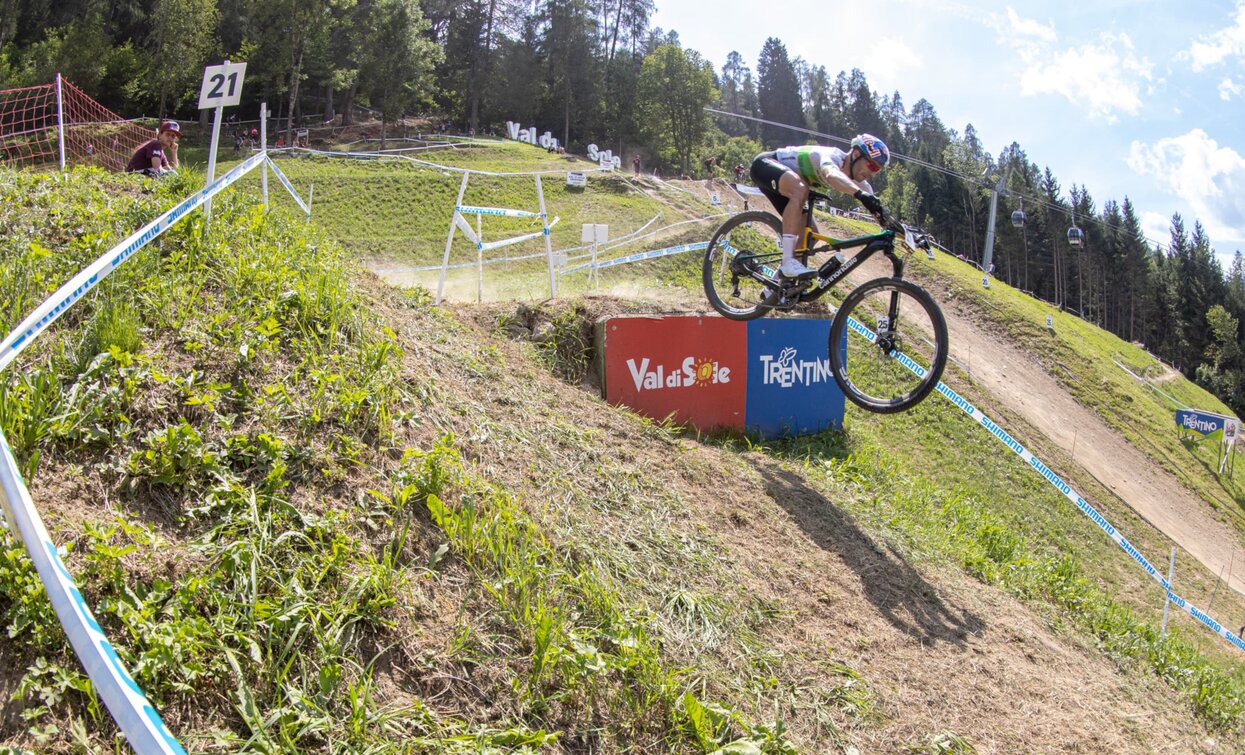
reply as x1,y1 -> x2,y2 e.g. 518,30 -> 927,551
216,141 -> 725,301
0,157 -> 1242,753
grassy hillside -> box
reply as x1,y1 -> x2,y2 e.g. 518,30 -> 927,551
263,141 -> 1245,711
0,156 -> 1243,752
903,251 -> 1245,526
211,141 -> 725,301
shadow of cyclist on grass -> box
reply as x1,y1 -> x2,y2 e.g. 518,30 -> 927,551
749,456 -> 983,647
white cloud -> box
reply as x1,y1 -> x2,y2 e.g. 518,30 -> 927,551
1140,211 -> 1174,246
1006,7 -> 1056,43
1219,77 -> 1243,100
993,11 -> 1152,122
868,36 -> 923,86
1129,130 -> 1245,242
1188,1 -> 1245,71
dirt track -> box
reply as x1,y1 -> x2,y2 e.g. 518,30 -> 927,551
940,292 -> 1245,598
818,241 -> 1245,601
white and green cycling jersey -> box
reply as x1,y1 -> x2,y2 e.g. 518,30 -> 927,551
772,145 -> 874,194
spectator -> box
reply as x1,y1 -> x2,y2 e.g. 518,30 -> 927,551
633,154 -> 641,175
126,120 -> 180,175
733,163 -> 745,182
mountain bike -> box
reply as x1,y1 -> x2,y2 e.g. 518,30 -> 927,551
702,191 -> 948,413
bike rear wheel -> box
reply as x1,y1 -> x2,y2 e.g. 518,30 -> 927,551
828,277 -> 948,413
703,211 -> 783,321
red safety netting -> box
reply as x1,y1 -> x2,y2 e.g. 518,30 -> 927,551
1,76 -> 154,172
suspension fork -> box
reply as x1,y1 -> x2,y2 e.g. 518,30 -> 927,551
879,248 -> 906,349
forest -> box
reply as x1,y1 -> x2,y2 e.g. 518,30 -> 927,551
3,0 -> 1244,414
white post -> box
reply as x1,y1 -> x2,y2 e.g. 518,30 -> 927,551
204,60 -> 229,224
1161,547 -> 1176,639
476,213 -> 483,303
54,73 -> 66,171
436,172 -> 471,305
307,184 -> 314,223
591,240 -> 599,292
1229,549 -> 1237,597
260,102 -> 269,209
1209,561 -> 1227,612
536,174 -> 556,298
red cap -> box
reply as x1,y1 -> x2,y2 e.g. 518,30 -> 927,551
158,120 -> 181,136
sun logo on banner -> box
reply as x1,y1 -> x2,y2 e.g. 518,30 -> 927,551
692,358 -> 717,386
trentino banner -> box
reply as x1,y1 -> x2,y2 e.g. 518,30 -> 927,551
1176,409 -> 1229,442
599,315 -> 846,438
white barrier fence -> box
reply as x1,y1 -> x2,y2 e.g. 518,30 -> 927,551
0,149 -> 302,754
436,172 -> 559,304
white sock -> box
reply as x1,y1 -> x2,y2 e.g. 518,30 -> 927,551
780,234 -> 798,262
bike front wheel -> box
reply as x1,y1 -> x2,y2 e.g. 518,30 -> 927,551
828,277 -> 948,413
703,211 -> 783,321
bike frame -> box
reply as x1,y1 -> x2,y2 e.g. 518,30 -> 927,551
733,192 -> 906,305
797,229 -> 904,303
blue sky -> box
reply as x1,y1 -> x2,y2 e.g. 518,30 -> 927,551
650,0 -> 1245,265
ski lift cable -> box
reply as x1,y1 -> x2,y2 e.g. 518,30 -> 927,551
706,107 -> 1172,250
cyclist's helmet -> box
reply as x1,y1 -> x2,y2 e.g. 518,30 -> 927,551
850,133 -> 890,168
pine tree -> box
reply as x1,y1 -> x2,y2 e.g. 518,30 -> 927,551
755,37 -> 801,148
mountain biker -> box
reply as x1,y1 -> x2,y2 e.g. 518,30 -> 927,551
750,133 -> 891,278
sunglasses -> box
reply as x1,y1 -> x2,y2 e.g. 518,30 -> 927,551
863,158 -> 882,173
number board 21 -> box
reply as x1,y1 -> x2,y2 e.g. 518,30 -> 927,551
198,62 -> 248,109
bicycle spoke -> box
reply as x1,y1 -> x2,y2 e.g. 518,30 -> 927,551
830,278 -> 947,412
703,212 -> 783,320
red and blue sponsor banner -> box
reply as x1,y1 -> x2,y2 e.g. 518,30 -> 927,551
745,318 -> 846,437
601,315 -> 845,438
602,316 -> 747,432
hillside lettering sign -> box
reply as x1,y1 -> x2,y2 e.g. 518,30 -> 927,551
505,120 -> 622,169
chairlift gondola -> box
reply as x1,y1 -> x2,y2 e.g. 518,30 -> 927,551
1011,196 -> 1026,228
1067,226 -> 1084,247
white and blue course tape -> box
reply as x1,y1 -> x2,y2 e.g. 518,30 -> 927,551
456,205 -> 543,218
0,432 -> 187,754
265,157 -> 310,216
0,152 -> 268,753
0,151 -> 266,373
561,241 -> 707,275
844,311 -> 1245,654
